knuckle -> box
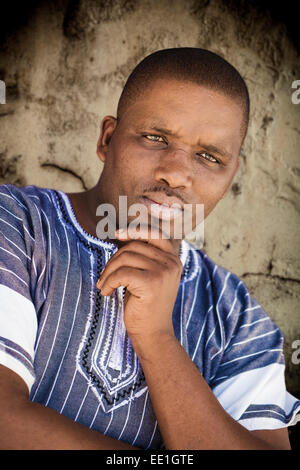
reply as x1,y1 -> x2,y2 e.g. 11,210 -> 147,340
127,240 -> 142,250
168,255 -> 181,270
118,250 -> 134,263
117,265 -> 131,276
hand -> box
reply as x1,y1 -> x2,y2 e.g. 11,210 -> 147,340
96,228 -> 183,342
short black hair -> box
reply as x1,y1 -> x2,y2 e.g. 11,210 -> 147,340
117,47 -> 250,139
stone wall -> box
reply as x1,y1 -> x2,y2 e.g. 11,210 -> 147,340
0,0 -> 299,397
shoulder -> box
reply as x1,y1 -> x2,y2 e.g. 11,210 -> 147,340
182,239 -> 246,293
0,184 -> 56,222
0,183 -> 54,209
0,184 -> 58,244
182,240 -> 273,330
182,243 -> 284,384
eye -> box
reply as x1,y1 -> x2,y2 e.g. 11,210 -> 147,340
197,151 -> 220,164
143,134 -> 166,143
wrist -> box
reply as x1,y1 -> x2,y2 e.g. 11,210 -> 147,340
129,330 -> 178,362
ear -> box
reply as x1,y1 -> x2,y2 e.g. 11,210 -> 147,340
96,116 -> 118,163
220,157 -> 240,199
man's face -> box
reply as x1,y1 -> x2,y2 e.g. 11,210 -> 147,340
96,79 -> 244,242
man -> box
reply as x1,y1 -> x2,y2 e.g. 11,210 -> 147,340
0,48 -> 299,450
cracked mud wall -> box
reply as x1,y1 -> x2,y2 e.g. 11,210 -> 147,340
0,0 -> 299,397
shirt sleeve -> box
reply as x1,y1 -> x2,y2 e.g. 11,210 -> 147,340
0,185 -> 37,391
210,280 -> 300,431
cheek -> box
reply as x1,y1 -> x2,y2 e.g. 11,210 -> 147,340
105,146 -> 152,200
192,168 -> 234,215
193,167 -> 228,195
117,143 -> 156,179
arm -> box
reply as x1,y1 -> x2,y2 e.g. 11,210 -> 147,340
130,333 -> 291,450
0,365 -> 138,450
98,228 -> 291,450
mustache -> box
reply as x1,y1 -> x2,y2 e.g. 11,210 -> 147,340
142,185 -> 187,204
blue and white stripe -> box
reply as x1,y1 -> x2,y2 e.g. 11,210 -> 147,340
0,183 -> 299,449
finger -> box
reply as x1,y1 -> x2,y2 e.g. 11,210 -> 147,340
98,266 -> 148,297
115,227 -> 176,255
97,250 -> 160,290
105,239 -> 175,271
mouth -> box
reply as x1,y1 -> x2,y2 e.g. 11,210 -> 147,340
142,196 -> 183,220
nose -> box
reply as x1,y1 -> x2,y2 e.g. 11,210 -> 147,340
154,148 -> 192,189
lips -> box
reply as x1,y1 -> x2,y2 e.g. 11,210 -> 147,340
143,195 -> 183,210
142,196 -> 183,220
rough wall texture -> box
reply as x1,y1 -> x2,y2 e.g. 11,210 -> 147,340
0,0 -> 299,397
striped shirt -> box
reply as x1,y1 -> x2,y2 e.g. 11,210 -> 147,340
0,183 -> 299,449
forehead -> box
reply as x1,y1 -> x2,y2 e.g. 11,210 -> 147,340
122,79 -> 244,150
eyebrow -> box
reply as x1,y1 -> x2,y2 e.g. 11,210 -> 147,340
136,123 -> 173,135
136,123 -> 233,161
